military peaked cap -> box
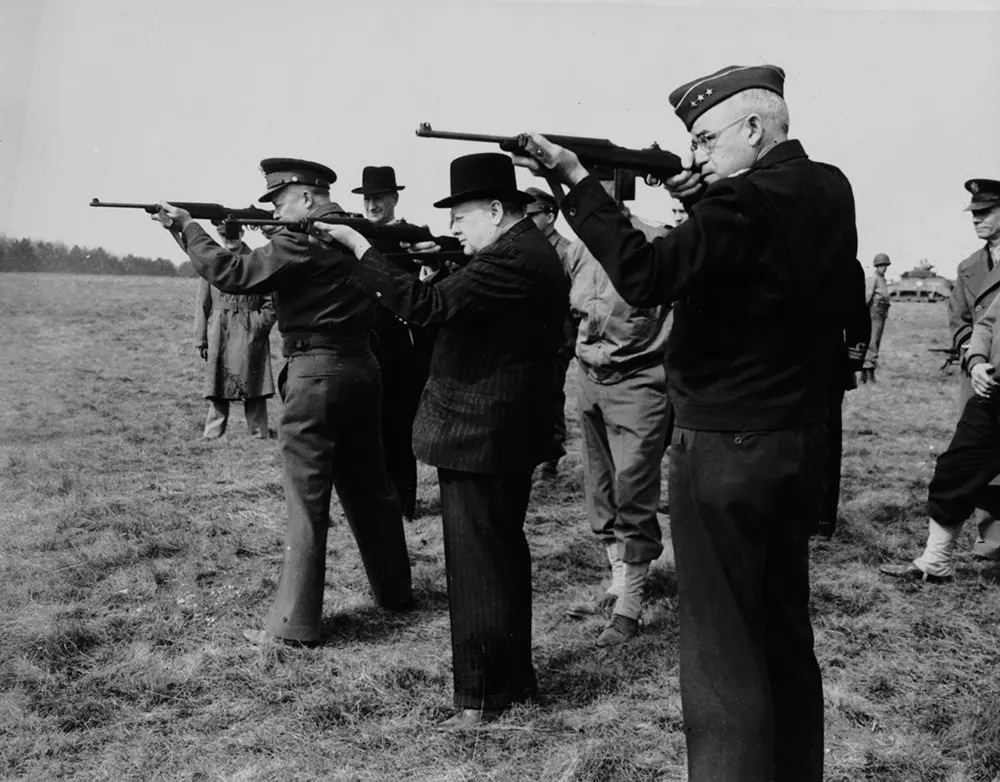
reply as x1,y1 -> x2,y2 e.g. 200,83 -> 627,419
669,64 -> 786,130
964,179 -> 1000,212
258,158 -> 337,203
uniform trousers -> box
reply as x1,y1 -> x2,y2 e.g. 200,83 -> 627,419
265,346 -> 412,643
669,425 -> 825,782
438,468 -> 537,710
373,317 -> 434,519
547,346 -> 573,463
203,397 -> 269,439
928,395 -> 1000,527
578,362 -> 667,563
863,307 -> 887,370
818,383 -> 846,536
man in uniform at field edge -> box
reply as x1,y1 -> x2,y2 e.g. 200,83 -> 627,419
153,158 -> 412,646
882,178 -> 1000,579
513,63 -> 857,781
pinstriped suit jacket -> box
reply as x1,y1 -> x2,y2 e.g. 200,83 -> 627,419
348,218 -> 569,474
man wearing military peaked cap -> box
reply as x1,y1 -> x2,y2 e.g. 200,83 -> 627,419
152,156 -> 412,650
257,157 -> 336,203
511,62 -> 865,780
882,176 -> 1000,583
311,150 -> 568,731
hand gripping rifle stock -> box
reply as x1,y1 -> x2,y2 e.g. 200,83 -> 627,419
415,122 -> 684,203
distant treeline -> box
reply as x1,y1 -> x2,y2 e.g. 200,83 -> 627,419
0,234 -> 198,277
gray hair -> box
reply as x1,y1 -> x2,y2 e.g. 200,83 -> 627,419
733,88 -> 790,135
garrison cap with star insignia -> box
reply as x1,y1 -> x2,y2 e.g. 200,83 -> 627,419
258,158 -> 337,203
668,64 -> 786,130
964,179 -> 1000,212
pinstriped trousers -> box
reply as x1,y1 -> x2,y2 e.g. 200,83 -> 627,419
438,469 -> 537,710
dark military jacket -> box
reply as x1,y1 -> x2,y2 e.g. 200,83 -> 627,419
348,218 -> 568,473
949,245 -> 1000,350
561,139 -> 858,431
181,202 -> 375,340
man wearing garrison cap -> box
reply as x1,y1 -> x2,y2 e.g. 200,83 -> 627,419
153,158 -> 412,647
881,178 -> 1000,582
314,152 -> 568,732
352,165 -> 433,520
513,64 -> 865,780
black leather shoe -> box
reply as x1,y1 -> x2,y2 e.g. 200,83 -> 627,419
436,708 -> 503,732
596,614 -> 640,646
879,563 -> 953,583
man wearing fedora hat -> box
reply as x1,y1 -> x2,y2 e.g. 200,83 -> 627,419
859,253 -> 891,383
881,178 -> 1000,581
152,158 -> 412,647
315,152 -> 568,731
352,165 -> 433,520
513,64 -> 859,780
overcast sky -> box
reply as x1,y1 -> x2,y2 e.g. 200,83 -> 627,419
1,0 -> 998,277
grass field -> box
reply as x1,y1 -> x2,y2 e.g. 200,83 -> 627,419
2,272 -> 999,781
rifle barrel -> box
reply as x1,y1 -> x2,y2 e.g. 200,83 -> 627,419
416,123 -> 509,144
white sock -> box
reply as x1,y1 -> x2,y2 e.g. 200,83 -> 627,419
913,518 -> 959,577
607,544 -> 625,598
613,561 -> 650,620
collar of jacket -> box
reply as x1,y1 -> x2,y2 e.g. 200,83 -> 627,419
750,139 -> 807,172
480,216 -> 535,255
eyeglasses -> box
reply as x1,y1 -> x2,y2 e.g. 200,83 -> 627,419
690,114 -> 750,153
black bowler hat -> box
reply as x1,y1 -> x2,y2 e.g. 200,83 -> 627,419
433,153 -> 534,209
351,166 -> 405,196
964,179 -> 1000,212
258,158 -> 337,202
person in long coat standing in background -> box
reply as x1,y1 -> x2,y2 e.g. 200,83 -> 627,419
194,223 -> 276,439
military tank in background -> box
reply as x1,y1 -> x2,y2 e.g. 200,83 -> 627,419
888,260 -> 953,302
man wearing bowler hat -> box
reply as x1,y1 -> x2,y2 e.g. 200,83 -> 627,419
152,158 -> 412,646
882,178 -> 1000,580
353,165 -> 433,519
513,64 -> 859,780
315,153 -> 568,731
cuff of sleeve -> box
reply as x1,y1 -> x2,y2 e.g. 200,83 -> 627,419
560,174 -> 616,230
346,246 -> 392,297
967,354 -> 987,370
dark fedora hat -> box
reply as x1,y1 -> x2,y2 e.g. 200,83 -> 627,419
351,166 -> 405,196
433,153 -> 534,209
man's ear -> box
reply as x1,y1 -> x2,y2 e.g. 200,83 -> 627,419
489,199 -> 504,225
747,114 -> 766,147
